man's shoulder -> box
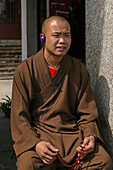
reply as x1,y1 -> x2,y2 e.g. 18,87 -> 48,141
13,49 -> 43,80
15,49 -> 42,73
67,54 -> 86,69
67,54 -> 89,78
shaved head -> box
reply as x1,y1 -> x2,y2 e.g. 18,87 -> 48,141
41,15 -> 71,64
42,16 -> 70,35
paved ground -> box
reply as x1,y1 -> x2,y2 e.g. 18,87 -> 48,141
0,80 -> 13,102
0,116 -> 16,170
0,79 -> 16,170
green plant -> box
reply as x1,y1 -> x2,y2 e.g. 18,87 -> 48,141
0,95 -> 11,118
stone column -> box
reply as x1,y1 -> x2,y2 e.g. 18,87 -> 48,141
27,0 -> 38,57
86,0 -> 113,159
21,0 -> 27,60
21,0 -> 38,60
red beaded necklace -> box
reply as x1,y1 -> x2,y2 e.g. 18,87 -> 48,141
52,147 -> 83,170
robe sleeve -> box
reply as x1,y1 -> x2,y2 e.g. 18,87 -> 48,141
76,62 -> 103,142
11,63 -> 42,157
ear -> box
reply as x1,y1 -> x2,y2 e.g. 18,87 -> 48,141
40,33 -> 46,43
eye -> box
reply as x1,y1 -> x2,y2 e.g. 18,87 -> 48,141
65,34 -> 70,37
53,34 -> 59,37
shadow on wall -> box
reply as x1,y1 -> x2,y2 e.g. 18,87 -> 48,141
86,0 -> 113,160
94,75 -> 113,159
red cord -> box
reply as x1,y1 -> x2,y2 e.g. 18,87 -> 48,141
53,147 -> 83,170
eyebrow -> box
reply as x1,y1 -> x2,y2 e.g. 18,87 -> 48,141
52,31 -> 71,34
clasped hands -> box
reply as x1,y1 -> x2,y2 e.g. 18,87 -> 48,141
35,135 -> 95,165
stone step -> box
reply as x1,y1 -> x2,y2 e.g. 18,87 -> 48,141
0,62 -> 19,68
0,47 -> 22,51
0,57 -> 21,62
0,60 -> 21,64
0,76 -> 13,80
0,51 -> 22,55
0,72 -> 14,80
0,43 -> 21,46
0,54 -> 22,59
0,41 -> 22,80
0,63 -> 20,80
0,67 -> 16,73
0,44 -> 21,47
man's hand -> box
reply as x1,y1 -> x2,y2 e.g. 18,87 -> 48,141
76,135 -> 95,157
35,141 -> 59,164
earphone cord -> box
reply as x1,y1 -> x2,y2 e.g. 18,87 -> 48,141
52,147 -> 83,170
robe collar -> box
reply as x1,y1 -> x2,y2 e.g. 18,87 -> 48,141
35,48 -> 69,90
30,48 -> 69,111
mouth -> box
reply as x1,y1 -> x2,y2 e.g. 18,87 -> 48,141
56,46 -> 66,51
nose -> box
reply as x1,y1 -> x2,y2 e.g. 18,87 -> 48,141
59,37 -> 65,43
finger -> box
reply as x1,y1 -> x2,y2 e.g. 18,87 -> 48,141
82,140 -> 95,152
82,148 -> 94,157
47,143 -> 59,153
84,141 -> 95,151
46,148 -> 58,157
42,156 -> 56,164
76,146 -> 83,150
76,145 -> 86,153
42,151 -> 57,160
85,147 -> 94,153
82,138 -> 89,147
42,158 -> 50,165
78,146 -> 82,150
76,147 -> 82,153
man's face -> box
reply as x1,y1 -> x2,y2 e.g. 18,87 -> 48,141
44,20 -> 71,58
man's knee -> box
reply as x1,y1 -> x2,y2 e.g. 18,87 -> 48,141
94,143 -> 112,170
81,142 -> 112,169
17,150 -> 44,170
102,151 -> 113,169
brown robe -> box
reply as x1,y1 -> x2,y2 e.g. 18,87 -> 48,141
11,48 -> 103,164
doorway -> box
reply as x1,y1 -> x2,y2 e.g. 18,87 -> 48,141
0,0 -> 21,39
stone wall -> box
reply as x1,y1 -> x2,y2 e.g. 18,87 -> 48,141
86,0 -> 113,160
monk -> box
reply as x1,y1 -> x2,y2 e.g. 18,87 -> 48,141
11,16 -> 112,170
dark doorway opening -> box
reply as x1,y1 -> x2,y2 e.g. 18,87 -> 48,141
38,0 -> 85,62
0,0 -> 21,39
50,0 -> 85,62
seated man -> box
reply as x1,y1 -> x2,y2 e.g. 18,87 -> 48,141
11,16 -> 112,170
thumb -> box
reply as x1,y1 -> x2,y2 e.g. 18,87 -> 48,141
82,137 -> 89,147
47,143 -> 59,153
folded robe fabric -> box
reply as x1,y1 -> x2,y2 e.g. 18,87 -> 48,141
11,48 -> 103,164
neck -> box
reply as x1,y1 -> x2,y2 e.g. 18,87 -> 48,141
44,49 -> 63,67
